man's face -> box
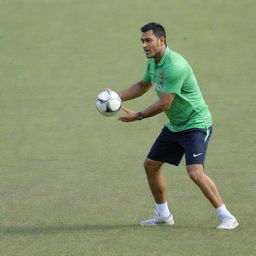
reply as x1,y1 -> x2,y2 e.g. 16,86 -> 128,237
141,30 -> 165,59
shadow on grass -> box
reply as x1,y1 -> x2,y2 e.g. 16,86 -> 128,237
0,223 -> 217,235
0,224 -> 141,234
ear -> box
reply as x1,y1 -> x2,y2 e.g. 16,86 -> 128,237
159,36 -> 166,45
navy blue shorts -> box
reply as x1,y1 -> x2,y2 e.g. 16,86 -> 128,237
147,126 -> 212,166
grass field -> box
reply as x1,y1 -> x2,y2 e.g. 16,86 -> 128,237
0,0 -> 255,255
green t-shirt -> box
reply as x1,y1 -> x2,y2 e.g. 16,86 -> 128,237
142,47 -> 212,132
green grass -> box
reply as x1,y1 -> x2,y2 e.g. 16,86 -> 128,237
0,0 -> 255,255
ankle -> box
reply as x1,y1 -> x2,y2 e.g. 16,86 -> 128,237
156,202 -> 171,218
216,204 -> 233,219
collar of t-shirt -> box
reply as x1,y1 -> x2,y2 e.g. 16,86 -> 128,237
155,46 -> 171,67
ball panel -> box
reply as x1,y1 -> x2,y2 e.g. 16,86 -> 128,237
108,99 -> 121,111
109,90 -> 120,100
96,100 -> 107,113
96,91 -> 109,101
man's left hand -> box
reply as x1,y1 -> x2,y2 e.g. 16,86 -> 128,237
117,106 -> 138,122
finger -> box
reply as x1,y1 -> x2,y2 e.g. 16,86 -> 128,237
122,106 -> 130,113
117,115 -> 130,122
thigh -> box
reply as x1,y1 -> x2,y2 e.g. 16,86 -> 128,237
181,127 -> 212,166
147,127 -> 185,166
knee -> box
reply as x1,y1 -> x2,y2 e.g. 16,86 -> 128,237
143,158 -> 161,175
187,165 -> 204,183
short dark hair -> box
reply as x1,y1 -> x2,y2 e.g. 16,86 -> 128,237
140,22 -> 166,39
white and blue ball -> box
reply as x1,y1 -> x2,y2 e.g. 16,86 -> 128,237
96,89 -> 122,116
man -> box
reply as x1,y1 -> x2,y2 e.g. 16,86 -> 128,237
117,22 -> 238,229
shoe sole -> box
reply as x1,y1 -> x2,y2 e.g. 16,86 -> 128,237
140,219 -> 175,226
140,222 -> 174,226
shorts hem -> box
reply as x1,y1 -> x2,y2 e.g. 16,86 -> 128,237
147,156 -> 180,166
185,161 -> 205,166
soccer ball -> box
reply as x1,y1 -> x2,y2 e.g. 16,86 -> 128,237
96,89 -> 122,116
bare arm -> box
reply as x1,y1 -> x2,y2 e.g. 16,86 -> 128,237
118,80 -> 151,102
141,93 -> 176,118
118,93 -> 176,122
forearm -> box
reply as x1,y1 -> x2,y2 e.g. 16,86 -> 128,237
139,93 -> 175,120
118,80 -> 151,101
118,93 -> 175,123
139,100 -> 164,119
117,101 -> 164,122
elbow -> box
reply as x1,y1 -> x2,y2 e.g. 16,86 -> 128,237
159,93 -> 175,111
159,102 -> 171,111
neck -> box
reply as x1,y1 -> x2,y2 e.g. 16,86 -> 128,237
154,46 -> 167,64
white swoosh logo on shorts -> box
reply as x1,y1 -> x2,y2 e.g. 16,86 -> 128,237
193,153 -> 202,157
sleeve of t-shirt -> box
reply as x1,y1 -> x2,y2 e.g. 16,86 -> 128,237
161,65 -> 186,94
142,61 -> 151,82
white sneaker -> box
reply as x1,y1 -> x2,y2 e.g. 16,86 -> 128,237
140,212 -> 174,226
217,216 -> 239,230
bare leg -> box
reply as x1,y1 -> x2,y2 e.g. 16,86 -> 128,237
143,158 -> 166,204
186,164 -> 223,208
